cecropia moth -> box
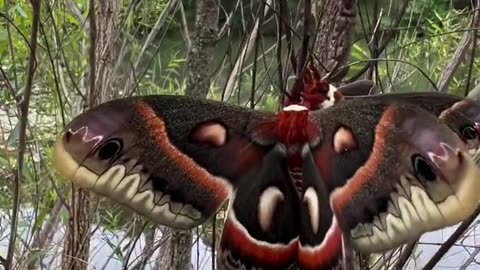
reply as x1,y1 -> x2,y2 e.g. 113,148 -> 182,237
52,79 -> 480,269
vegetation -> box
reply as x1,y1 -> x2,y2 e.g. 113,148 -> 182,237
0,0 -> 479,269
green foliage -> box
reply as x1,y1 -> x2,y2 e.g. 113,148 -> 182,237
402,0 -> 450,26
349,6 -> 479,95
119,0 -> 177,38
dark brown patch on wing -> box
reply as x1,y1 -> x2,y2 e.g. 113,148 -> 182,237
135,102 -> 231,205
330,106 -> 394,216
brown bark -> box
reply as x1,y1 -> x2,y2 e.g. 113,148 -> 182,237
156,229 -> 193,270
61,189 -> 93,270
185,0 -> 219,99
156,0 -> 219,269
61,0 -> 119,269
94,0 -> 120,101
313,0 -> 358,82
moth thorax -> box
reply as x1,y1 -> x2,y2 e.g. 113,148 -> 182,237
277,108 -> 310,145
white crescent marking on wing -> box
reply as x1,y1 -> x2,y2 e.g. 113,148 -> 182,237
258,187 -> 285,232
303,187 -> 320,234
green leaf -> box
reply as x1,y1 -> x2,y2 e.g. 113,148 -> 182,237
32,207 -> 49,232
7,121 -> 20,147
0,28 -> 7,41
13,4 -> 28,19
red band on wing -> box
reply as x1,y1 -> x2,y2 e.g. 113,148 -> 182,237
135,103 -> 231,205
224,138 -> 265,179
297,218 -> 342,270
314,144 -> 334,185
220,214 -> 298,268
331,106 -> 395,213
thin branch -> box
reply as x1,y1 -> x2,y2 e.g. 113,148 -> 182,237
222,1 -> 271,102
345,58 -> 438,91
394,241 -> 417,270
459,246 -> 480,269
6,0 -> 41,268
422,205 -> 480,269
366,3 -> 383,81
127,0 -> 180,89
0,66 -> 19,103
277,0 -> 297,77
88,0 -> 97,107
66,0 -> 89,32
437,32 -> 475,92
437,4 -> 480,92
4,0 -> 19,92
347,0 -> 410,82
178,1 -> 191,49
0,13 -> 34,52
250,2 -> 266,109
38,18 -> 67,127
296,0 -> 312,78
275,1 -> 284,97
465,1 -> 479,96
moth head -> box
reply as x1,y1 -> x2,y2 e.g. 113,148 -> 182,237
330,103 -> 480,253
283,62 -> 338,111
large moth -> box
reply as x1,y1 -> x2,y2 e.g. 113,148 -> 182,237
52,78 -> 480,269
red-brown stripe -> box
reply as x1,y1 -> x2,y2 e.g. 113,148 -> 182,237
314,144 -> 334,186
297,219 -> 342,270
135,102 -> 231,205
331,106 -> 395,214
220,215 -> 298,268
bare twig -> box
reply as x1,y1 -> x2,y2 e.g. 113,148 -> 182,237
25,200 -> 64,270
342,58 -> 438,91
88,0 -> 97,107
465,1 -> 480,96
178,1 -> 191,49
423,205 -> 480,269
123,0 -> 180,95
66,0 -> 89,32
459,246 -> 480,269
394,241 -> 417,270
222,1 -> 271,102
249,2 -> 266,109
7,0 -> 41,268
0,67 -> 19,103
4,0 -> 19,92
0,13 -> 34,54
275,1 -> 285,96
366,4 -> 383,82
38,18 -> 67,127
296,0 -> 312,78
347,0 -> 410,82
437,5 -> 480,92
437,32 -> 473,92
123,221 -> 149,269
